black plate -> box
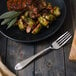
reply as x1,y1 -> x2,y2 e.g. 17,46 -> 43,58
0,0 -> 66,43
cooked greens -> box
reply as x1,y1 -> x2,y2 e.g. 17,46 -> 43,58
0,11 -> 21,29
0,11 -> 21,19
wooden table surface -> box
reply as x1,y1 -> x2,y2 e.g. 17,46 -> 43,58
0,0 -> 76,76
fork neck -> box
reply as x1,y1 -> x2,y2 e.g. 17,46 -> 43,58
49,46 -> 54,49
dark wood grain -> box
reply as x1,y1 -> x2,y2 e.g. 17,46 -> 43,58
6,40 -> 34,75
69,0 -> 76,29
63,0 -> 76,76
64,44 -> 76,76
0,34 -> 7,63
35,42 -> 65,76
63,0 -> 73,33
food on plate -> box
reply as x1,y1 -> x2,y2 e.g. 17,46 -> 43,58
0,0 -> 61,34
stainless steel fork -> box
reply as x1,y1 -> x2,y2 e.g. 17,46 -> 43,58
15,31 -> 72,70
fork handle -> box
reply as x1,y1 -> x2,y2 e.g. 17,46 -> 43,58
15,46 -> 53,70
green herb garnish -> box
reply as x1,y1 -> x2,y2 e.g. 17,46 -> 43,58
7,18 -> 17,29
0,11 -> 21,19
0,11 -> 21,29
1,18 -> 12,25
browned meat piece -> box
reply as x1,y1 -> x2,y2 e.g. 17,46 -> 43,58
28,4 -> 39,19
7,0 -> 27,11
26,0 -> 32,5
26,25 -> 32,33
7,0 -> 14,10
7,0 -> 46,11
33,0 -> 47,11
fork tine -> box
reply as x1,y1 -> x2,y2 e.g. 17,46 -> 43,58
52,31 -> 72,49
59,35 -> 72,47
57,32 -> 70,43
58,33 -> 71,45
56,31 -> 68,42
